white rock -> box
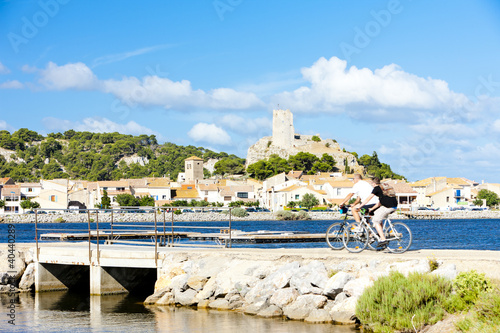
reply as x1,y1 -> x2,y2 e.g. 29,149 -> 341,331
430,264 -> 458,280
343,277 -> 373,297
387,259 -> 430,276
269,287 -> 300,308
195,276 -> 217,301
323,271 -> 354,298
19,263 -> 35,290
257,305 -> 283,318
304,309 -> 333,323
174,288 -> 198,306
330,296 -> 359,325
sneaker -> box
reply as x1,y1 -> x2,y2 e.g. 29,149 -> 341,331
377,240 -> 389,247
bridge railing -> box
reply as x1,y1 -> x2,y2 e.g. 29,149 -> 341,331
34,207 -> 234,267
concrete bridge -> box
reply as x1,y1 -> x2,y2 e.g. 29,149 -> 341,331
36,243 -> 161,295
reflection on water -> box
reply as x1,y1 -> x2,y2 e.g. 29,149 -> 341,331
0,292 -> 360,333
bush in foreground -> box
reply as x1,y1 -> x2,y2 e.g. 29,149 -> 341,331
356,271 -> 451,332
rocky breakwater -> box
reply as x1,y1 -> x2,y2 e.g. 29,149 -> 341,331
0,244 -> 36,294
144,252 -> 459,326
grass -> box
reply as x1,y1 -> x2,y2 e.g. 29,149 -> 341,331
428,257 -> 439,271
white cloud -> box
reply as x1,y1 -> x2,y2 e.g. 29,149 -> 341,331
42,117 -> 164,139
39,62 -> 99,90
0,62 -> 10,75
0,80 -> 23,89
492,119 -> 500,133
0,120 -> 15,132
218,114 -> 271,134
187,123 -> 232,145
272,56 -> 471,113
92,44 -> 173,67
33,61 -> 263,110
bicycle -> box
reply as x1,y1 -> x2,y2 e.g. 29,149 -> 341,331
325,206 -> 351,250
342,209 -> 412,253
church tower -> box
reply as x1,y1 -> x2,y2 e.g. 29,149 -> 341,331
272,109 -> 294,149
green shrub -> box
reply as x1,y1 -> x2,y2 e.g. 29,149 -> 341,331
275,210 -> 297,220
456,287 -> 500,332
297,210 -> 311,220
54,217 -> 65,223
173,209 -> 182,215
231,207 -> 248,217
356,271 -> 451,333
311,135 -> 321,142
445,270 -> 493,312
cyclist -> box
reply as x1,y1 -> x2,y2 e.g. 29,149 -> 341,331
356,177 -> 398,247
339,173 -> 378,225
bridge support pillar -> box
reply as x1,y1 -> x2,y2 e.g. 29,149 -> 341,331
90,265 -> 128,295
35,262 -> 68,292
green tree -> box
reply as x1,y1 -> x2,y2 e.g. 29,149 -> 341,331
246,160 -> 272,180
100,189 -> 111,209
288,152 -> 319,172
286,201 -> 296,209
299,193 -> 319,209
20,199 -> 40,212
0,199 -> 4,209
311,135 -> 321,142
115,194 -> 139,206
214,157 -> 246,176
475,189 -> 499,207
138,196 -> 155,206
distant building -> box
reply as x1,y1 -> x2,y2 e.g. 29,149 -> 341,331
184,156 -> 204,182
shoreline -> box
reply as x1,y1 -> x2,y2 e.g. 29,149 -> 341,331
1,210 -> 499,223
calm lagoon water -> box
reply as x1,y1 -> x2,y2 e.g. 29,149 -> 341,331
0,292 -> 359,333
1,218 -> 499,250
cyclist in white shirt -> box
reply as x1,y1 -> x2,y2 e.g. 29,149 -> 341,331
339,173 -> 379,224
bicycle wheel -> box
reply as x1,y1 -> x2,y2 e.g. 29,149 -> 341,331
326,222 -> 345,250
384,222 -> 412,253
366,228 -> 379,251
343,222 -> 368,253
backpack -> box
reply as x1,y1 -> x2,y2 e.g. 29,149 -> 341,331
380,182 -> 396,197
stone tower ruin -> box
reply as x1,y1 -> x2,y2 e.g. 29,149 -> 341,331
272,109 -> 294,149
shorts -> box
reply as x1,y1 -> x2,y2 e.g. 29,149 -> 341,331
372,206 -> 396,224
360,204 -> 375,215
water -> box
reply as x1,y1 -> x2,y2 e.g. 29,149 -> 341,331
1,219 -> 500,250
0,292 -> 359,332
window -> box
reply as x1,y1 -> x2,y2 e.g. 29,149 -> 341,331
336,188 -> 341,196
187,186 -> 192,189
295,194 -> 300,200
162,195 -> 167,199
28,188 -> 33,192
237,192 -> 248,199
446,196 -> 449,203
224,196 -> 231,201
187,164 -> 191,169
205,191 -> 208,195
50,195 -> 57,202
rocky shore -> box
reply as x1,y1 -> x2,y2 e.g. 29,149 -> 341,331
143,248 -> 500,329
1,209 -> 499,224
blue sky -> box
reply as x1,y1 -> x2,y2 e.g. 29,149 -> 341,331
1,0 -> 500,183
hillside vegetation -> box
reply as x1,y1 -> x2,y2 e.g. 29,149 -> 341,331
0,128 -> 403,182
0,129 -> 241,181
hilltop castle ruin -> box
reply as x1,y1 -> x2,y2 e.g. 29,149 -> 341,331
245,109 -> 362,172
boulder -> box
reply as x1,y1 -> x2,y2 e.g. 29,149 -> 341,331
257,305 -> 283,318
329,296 -> 359,325
144,287 -> 171,304
0,249 -> 26,284
323,272 -> 354,298
269,287 -> 300,308
387,259 -> 430,276
290,260 -> 328,294
343,277 -> 373,297
187,276 -> 208,291
156,292 -> 175,305
305,309 -> 333,323
213,260 -> 260,297
19,263 -> 35,291
195,276 -> 217,301
170,274 -> 189,293
283,294 -> 328,320
208,298 -> 231,310
174,288 -> 198,306
430,264 -> 458,280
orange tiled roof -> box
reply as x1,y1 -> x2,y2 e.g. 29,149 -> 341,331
174,189 -> 200,199
185,155 -> 203,161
